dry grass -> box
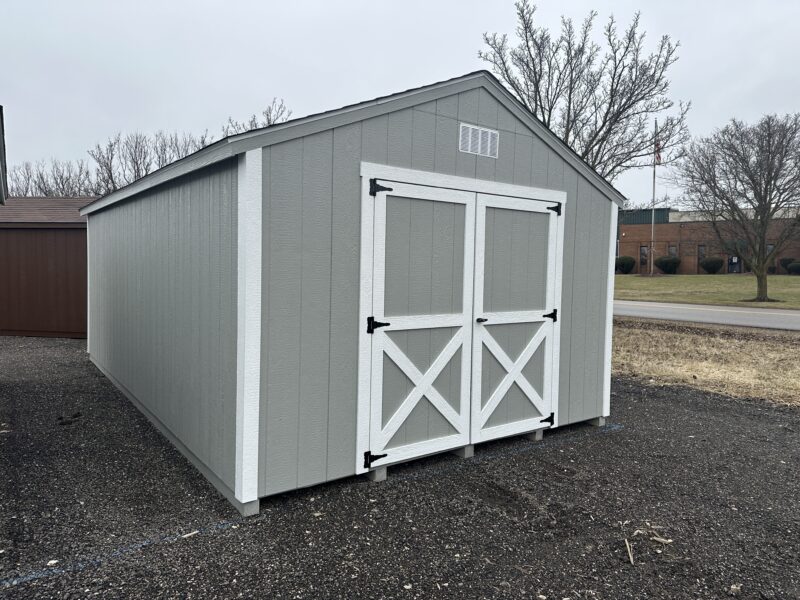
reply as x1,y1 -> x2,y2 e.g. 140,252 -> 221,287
613,317 -> 800,406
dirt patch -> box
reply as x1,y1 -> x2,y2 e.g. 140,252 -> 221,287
613,317 -> 800,405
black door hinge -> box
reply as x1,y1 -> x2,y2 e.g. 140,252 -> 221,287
547,203 -> 562,216
364,450 -> 388,469
544,309 -> 558,322
542,413 -> 555,426
367,316 -> 391,334
369,178 -> 394,196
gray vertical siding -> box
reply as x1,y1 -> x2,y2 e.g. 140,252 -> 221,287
88,160 -> 238,492
260,140 -> 303,494
258,86 -> 614,495
483,207 -> 549,312
297,131 -> 334,488
384,197 -> 466,317
326,123 -> 363,480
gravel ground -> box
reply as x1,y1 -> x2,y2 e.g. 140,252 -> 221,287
2,335 -> 799,599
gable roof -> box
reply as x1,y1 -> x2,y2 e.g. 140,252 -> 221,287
0,197 -> 94,225
82,71 -> 626,216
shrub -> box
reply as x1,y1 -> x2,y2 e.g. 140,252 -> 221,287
615,255 -> 636,274
654,256 -> 681,274
788,262 -> 800,275
780,257 -> 796,273
699,257 -> 724,274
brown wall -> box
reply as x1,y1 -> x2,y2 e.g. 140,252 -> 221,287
0,226 -> 87,337
618,221 -> 800,275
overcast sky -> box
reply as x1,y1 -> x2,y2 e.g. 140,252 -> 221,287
3,1 -> 799,202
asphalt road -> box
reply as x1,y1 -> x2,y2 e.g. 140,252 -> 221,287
614,299 -> 800,331
3,336 -> 800,598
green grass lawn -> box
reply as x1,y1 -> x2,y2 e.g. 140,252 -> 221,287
614,274 -> 800,310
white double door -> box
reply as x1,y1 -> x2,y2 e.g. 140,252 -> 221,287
358,170 -> 563,473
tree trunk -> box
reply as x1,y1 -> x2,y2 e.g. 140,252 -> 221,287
755,270 -> 769,302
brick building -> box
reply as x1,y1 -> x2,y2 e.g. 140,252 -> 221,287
617,208 -> 800,275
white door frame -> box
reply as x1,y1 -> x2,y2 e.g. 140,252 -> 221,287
356,162 -> 567,475
470,193 -> 564,443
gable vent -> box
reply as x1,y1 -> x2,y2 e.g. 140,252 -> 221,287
459,123 -> 499,159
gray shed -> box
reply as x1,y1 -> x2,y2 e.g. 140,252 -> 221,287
81,72 -> 623,515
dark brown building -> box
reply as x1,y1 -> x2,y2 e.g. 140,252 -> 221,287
618,208 -> 800,275
0,197 -> 94,337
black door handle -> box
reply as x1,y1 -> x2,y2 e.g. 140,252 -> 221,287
476,318 -> 488,323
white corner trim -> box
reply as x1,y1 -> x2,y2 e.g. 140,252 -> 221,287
360,162 -> 567,204
602,204 -> 619,417
235,149 -> 262,502
86,217 -> 91,355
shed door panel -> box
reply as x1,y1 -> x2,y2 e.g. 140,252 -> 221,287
471,195 -> 560,443
367,182 -> 475,468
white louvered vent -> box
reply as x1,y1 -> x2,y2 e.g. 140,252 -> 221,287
459,123 -> 499,159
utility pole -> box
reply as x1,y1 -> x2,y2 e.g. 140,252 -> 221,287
649,119 -> 658,276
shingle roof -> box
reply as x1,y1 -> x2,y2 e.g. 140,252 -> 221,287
0,197 -> 95,224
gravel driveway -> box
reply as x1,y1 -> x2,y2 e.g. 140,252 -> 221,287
1,336 -> 799,599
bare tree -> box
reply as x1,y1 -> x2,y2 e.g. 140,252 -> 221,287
88,134 -> 121,195
8,162 -> 35,196
195,129 -> 214,149
8,160 -> 93,196
119,132 -> 153,182
152,130 -> 209,168
221,98 -> 292,137
10,99 -> 290,196
89,130 -> 213,194
480,2 -> 690,180
152,131 -> 174,170
89,132 -> 154,194
674,114 -> 800,301
48,159 -> 93,196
